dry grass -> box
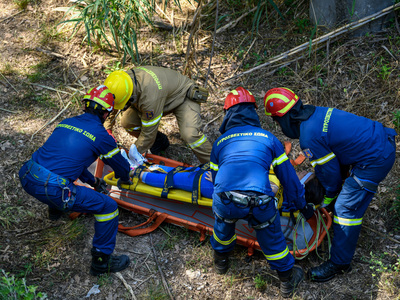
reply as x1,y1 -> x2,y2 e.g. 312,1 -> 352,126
1,0 -> 400,299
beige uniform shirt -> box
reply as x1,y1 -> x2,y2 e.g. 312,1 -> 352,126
105,66 -> 194,153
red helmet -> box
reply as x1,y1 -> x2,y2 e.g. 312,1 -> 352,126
264,87 -> 299,117
223,87 -> 258,110
83,85 -> 115,112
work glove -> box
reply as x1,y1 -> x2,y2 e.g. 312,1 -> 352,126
129,144 -> 148,166
300,203 -> 315,220
321,195 -> 338,208
93,177 -> 108,194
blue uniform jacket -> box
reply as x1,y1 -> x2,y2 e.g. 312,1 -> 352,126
210,121 -> 306,211
31,113 -> 131,185
300,107 -> 397,197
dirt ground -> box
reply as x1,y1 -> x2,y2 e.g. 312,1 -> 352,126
1,0 -> 400,299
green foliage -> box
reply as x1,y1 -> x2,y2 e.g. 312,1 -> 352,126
390,183 -> 400,225
14,0 -> 30,10
393,110 -> 400,132
27,62 -> 51,83
33,220 -> 86,267
59,0 -> 164,64
0,203 -> 30,229
254,274 -> 267,290
0,269 -> 47,300
140,282 -> 169,300
363,251 -> 400,277
104,61 -> 123,75
294,18 -> 311,34
376,57 -> 392,80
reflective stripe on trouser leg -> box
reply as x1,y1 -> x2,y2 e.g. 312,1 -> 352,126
211,217 -> 237,253
174,100 -> 212,163
251,204 -> 294,271
330,176 -> 375,265
72,186 -> 119,255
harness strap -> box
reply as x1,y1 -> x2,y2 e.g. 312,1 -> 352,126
130,164 -> 147,191
214,211 -> 238,224
252,211 -> 278,230
161,166 -> 185,198
221,191 -> 273,208
351,174 -> 378,193
191,163 -> 210,205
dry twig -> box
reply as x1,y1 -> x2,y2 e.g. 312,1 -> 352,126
150,234 -> 174,300
0,107 -> 18,113
224,2 -> 400,82
30,102 -> 71,141
216,3 -> 266,34
114,272 -> 137,300
36,47 -> 65,59
0,72 -> 18,92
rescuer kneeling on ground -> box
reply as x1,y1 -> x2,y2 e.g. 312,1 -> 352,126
19,85 -> 134,276
104,66 -> 212,163
209,87 -> 314,298
264,87 -> 397,282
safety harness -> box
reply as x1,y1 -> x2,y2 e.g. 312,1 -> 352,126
21,159 -> 76,210
216,191 -> 278,230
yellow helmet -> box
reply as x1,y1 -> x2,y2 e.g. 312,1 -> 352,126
104,70 -> 134,110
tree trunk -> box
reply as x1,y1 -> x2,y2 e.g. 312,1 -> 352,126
310,0 -> 394,36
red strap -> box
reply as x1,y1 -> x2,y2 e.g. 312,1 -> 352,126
118,210 -> 169,237
284,141 -> 305,167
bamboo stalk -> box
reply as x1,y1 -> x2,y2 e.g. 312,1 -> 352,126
223,2 -> 400,82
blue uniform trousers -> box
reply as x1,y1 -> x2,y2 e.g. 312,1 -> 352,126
331,136 -> 396,265
211,193 -> 294,272
19,161 -> 119,255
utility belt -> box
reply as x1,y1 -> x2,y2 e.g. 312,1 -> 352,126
22,159 -> 76,210
186,85 -> 209,103
219,191 -> 275,208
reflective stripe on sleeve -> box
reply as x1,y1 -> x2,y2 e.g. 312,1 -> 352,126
310,152 -> 336,167
212,230 -> 237,246
126,126 -> 141,132
142,113 -> 163,127
272,153 -> 289,167
210,162 -> 219,171
189,135 -> 207,149
264,246 -> 290,261
99,147 -> 120,160
94,209 -> 119,222
333,215 -> 362,226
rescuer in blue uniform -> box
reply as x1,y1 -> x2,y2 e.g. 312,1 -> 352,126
264,87 -> 397,282
19,85 -> 133,276
209,87 -> 314,298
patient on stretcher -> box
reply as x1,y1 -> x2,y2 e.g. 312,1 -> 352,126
121,145 -> 324,207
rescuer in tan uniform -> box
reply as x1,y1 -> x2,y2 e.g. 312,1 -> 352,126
104,66 -> 212,163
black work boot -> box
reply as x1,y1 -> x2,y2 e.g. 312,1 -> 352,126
48,206 -> 64,221
278,266 -> 304,298
307,260 -> 351,282
150,131 -> 170,155
213,250 -> 230,274
90,248 -> 130,276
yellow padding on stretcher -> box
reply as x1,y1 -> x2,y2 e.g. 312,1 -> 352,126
103,171 -> 302,218
103,171 -> 214,207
